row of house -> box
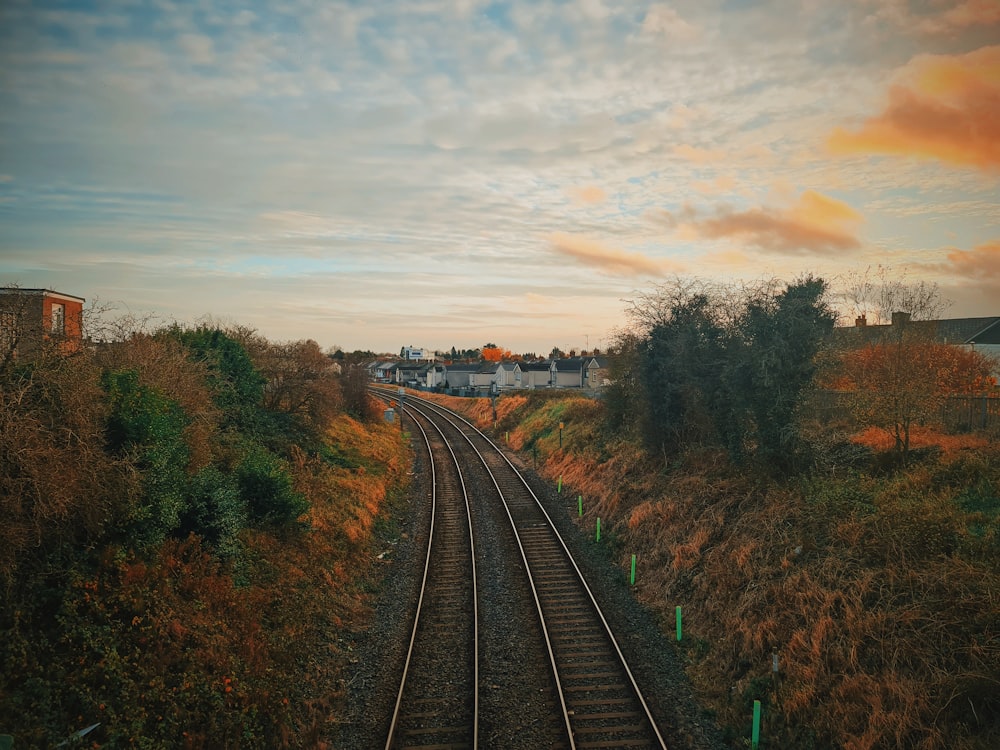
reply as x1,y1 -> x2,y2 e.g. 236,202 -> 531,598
368,356 -> 611,393
838,312 -> 1000,376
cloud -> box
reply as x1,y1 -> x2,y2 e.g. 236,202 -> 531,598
828,45 -> 1000,170
917,0 -> 1000,34
864,0 -> 1000,36
692,175 -> 737,195
569,185 -> 607,204
664,190 -> 864,256
945,240 -> 1000,280
547,232 -> 674,276
641,6 -> 700,43
673,144 -> 724,164
176,33 -> 215,65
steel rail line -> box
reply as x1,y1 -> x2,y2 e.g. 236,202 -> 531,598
397,391 -> 668,750
376,393 -> 480,750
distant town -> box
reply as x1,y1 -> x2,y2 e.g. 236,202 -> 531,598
366,345 -> 611,395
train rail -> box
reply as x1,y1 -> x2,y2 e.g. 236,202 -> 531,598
377,389 -> 669,749
379,395 -> 479,749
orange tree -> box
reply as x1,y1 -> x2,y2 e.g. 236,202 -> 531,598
836,339 -> 995,457
481,345 -> 512,362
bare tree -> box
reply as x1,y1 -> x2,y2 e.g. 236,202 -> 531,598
840,266 -> 950,326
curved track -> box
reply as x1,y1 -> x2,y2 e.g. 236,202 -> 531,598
382,399 -> 479,750
378,389 -> 669,749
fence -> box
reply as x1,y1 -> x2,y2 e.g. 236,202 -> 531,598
940,395 -> 1000,432
802,391 -> 1000,434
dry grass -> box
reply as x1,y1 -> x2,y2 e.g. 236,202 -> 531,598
851,424 -> 990,457
497,393 -> 1000,749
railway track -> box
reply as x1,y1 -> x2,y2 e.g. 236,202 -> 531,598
382,399 -> 479,749
374,389 -> 668,749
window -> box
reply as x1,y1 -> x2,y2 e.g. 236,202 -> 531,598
50,303 -> 65,335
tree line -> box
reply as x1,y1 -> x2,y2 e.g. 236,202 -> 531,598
605,275 -> 996,470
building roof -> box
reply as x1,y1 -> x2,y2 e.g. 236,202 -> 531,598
443,362 -> 483,373
552,357 -> 586,371
837,315 -> 1000,346
2,288 -> 86,303
521,361 -> 552,372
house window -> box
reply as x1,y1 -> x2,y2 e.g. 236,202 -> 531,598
51,303 -> 65,335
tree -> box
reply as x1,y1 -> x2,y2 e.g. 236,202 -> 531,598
167,325 -> 265,429
482,345 -> 512,362
102,369 -> 191,547
603,330 -> 643,437
342,363 -> 380,421
836,342 -> 994,456
734,276 -> 837,466
639,288 -> 728,455
618,276 -> 836,469
254,339 -> 342,428
831,273 -> 966,459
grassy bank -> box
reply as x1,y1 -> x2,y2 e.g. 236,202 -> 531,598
430,389 -> 1000,749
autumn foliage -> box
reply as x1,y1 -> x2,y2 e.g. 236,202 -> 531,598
824,340 -> 996,455
481,345 -> 513,362
441,383 -> 1000,749
0,323 -> 408,747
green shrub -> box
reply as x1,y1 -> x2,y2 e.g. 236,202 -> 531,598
182,466 -> 247,555
167,326 -> 264,425
236,448 -> 308,525
102,369 -> 189,547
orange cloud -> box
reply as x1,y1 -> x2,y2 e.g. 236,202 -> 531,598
548,232 -> 674,276
828,45 -> 1000,169
569,185 -> 607,204
673,144 -> 725,164
692,175 -> 737,195
946,240 -> 1000,279
666,190 -> 863,256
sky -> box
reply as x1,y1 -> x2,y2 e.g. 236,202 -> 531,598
1,0 -> 998,355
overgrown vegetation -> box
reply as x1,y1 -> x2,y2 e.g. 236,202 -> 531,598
606,276 -> 836,472
436,274 -> 999,749
0,319 -> 407,747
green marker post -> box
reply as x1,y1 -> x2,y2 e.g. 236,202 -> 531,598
557,475 -> 562,493
630,554 -> 636,585
751,700 -> 761,749
578,495 -> 583,517
676,606 -> 682,641
596,518 -> 601,542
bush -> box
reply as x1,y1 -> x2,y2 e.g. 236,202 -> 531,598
182,466 -> 247,555
168,325 -> 265,427
102,369 -> 190,547
236,448 -> 309,525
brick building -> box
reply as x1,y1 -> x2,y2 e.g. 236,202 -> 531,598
0,288 -> 85,362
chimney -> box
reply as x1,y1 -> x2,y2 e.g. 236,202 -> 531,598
891,311 -> 911,327
855,314 -> 867,327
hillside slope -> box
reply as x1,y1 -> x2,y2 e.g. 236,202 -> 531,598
430,389 -> 1000,749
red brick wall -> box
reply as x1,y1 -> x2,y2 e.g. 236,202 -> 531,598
42,294 -> 85,353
